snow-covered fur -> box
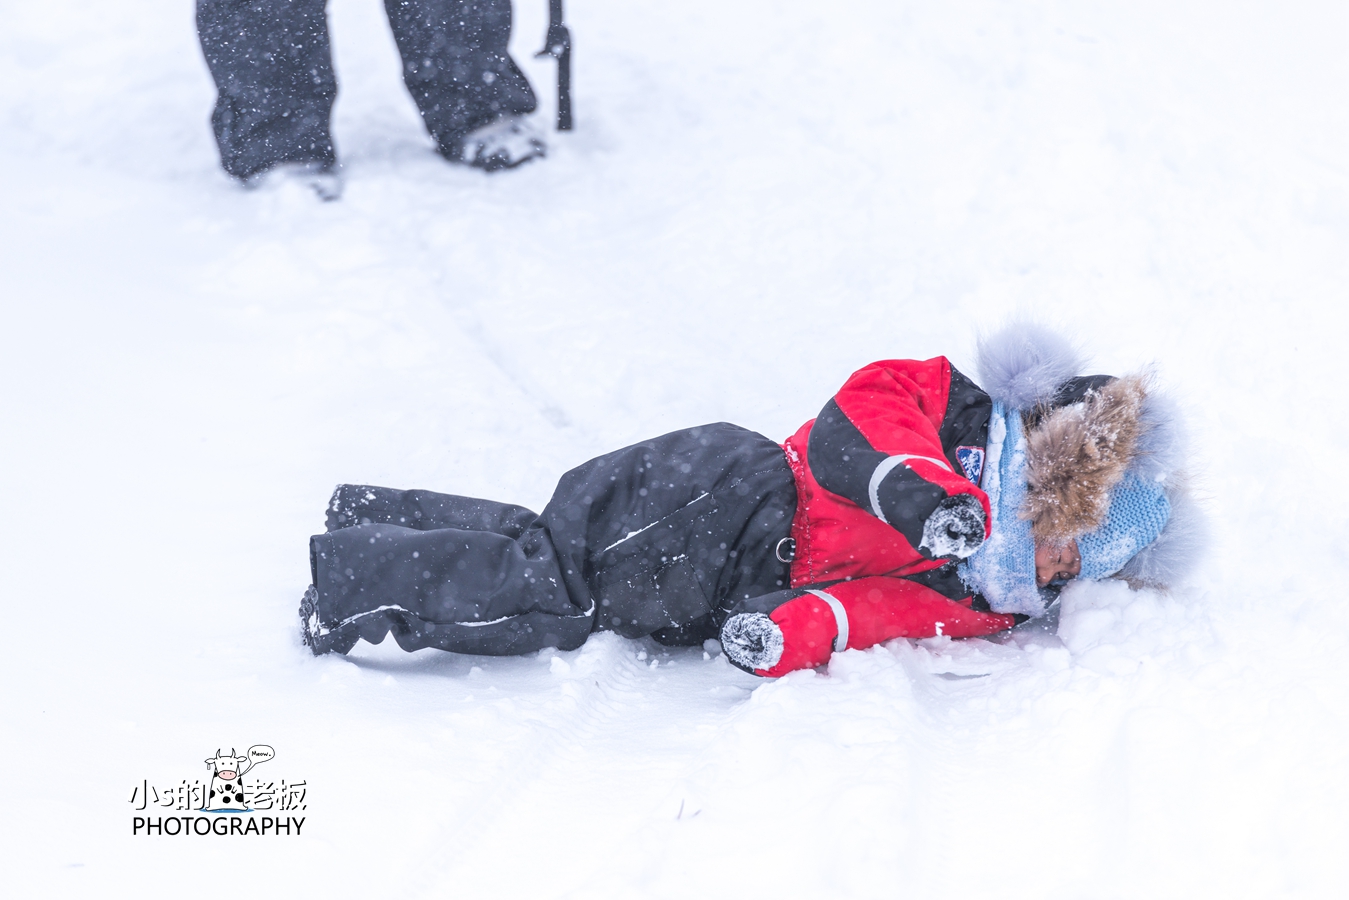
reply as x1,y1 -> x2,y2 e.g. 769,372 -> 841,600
975,323 -> 1205,592
1023,374 -> 1147,544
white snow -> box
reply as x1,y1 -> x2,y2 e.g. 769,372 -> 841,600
3,1 -> 1348,897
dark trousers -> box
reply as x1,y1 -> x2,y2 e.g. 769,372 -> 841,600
308,424 -> 798,656
196,0 -> 537,178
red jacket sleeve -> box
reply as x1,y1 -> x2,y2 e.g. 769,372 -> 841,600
755,577 -> 1018,677
806,358 -> 991,552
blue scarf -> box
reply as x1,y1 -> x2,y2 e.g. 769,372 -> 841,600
958,404 -> 1045,616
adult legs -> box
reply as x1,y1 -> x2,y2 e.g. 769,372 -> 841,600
382,0 -> 539,161
196,0 -> 338,179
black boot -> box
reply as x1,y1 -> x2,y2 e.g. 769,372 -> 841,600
299,585 -> 357,656
454,115 -> 546,171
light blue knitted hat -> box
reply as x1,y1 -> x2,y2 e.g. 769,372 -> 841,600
1077,474 -> 1171,580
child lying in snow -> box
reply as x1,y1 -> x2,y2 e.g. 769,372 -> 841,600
300,323 -> 1202,676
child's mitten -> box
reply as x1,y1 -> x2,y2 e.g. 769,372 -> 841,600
920,493 -> 985,559
720,612 -> 785,672
722,592 -> 842,676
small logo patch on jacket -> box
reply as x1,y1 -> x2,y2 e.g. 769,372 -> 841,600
956,446 -> 985,485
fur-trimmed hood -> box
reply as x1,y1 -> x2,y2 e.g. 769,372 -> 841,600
1022,373 -> 1148,544
974,322 -> 1205,590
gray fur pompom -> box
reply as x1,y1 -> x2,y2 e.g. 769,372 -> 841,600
976,321 -> 1084,410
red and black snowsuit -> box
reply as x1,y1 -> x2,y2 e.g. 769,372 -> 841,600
304,357 -> 1019,673
728,357 -> 1019,676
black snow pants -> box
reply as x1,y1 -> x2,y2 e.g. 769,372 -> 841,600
307,424 -> 798,656
195,0 -> 538,178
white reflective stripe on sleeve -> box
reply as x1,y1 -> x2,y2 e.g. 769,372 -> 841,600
867,454 -> 954,523
806,589 -> 849,653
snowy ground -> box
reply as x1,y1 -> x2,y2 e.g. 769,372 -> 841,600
3,1 -> 1348,897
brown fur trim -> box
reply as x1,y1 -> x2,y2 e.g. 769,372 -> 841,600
1021,374 -> 1149,543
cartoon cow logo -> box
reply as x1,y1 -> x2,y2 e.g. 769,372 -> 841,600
202,745 -> 275,812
